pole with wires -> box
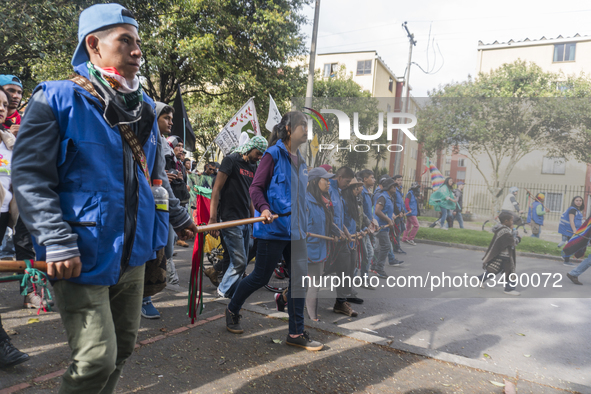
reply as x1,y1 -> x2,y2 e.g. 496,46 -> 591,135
394,21 -> 417,176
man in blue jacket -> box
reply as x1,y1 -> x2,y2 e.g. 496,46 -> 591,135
12,5 -> 197,393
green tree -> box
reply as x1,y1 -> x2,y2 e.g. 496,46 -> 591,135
416,60 -> 591,212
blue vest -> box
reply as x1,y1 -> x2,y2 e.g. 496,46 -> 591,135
361,186 -> 374,221
329,179 -> 345,230
374,189 -> 394,232
559,207 -> 583,236
34,63 -> 168,286
530,201 -> 544,225
405,191 -> 418,217
306,192 -> 329,263
395,187 -> 406,213
253,139 -> 308,241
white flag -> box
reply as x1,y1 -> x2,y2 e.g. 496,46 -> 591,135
214,97 -> 261,155
265,94 -> 282,132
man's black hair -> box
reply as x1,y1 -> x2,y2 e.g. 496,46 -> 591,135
183,158 -> 191,164
498,211 -> 513,224
336,166 -> 355,179
358,169 -> 375,181
393,175 -> 403,180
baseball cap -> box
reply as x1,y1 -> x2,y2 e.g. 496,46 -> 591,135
72,4 -> 139,66
0,75 -> 22,89
308,167 -> 335,182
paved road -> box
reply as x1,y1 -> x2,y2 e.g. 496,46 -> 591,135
211,242 -> 591,389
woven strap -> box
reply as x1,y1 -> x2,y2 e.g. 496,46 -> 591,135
70,74 -> 151,185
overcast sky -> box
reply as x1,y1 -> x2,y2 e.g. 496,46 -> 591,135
300,0 -> 591,96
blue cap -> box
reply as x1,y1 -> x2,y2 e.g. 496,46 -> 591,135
308,167 -> 335,182
71,3 -> 139,66
0,75 -> 22,89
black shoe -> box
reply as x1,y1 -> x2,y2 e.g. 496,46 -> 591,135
225,307 -> 244,334
372,270 -> 387,279
394,248 -> 407,255
567,273 -> 583,285
286,330 -> 323,351
389,260 -> 404,266
429,221 -> 438,228
0,339 -> 30,369
346,297 -> 364,304
275,293 -> 287,311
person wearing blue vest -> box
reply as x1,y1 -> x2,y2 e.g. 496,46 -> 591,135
342,177 -> 365,305
392,175 -> 407,255
305,167 -> 340,321
402,182 -> 421,245
11,5 -> 197,393
527,193 -> 547,238
358,169 -> 376,285
559,196 -> 584,266
226,112 -> 323,351
373,178 -> 398,278
370,177 -> 403,268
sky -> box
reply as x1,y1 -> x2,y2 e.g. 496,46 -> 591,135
299,0 -> 591,96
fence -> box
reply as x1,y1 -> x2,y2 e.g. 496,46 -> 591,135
400,179 -> 589,222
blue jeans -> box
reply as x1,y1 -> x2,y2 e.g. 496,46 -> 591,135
228,239 -> 307,335
439,209 -> 450,228
570,254 -> 591,277
357,234 -> 373,276
453,212 -> 464,229
218,224 -> 250,298
165,224 -> 176,260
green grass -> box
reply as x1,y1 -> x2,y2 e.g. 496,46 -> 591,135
415,227 -> 589,257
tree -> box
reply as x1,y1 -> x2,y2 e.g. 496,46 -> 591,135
296,65 -> 380,170
416,60 -> 591,213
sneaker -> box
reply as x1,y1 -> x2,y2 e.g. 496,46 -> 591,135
361,283 -> 377,290
275,293 -> 287,312
23,292 -> 53,309
567,273 -> 583,285
388,260 -> 404,266
0,339 -> 29,369
346,296 -> 364,304
286,330 -> 323,351
429,221 -> 438,228
405,240 -> 416,246
333,301 -> 358,317
176,239 -> 189,248
372,270 -> 388,279
141,297 -> 161,319
563,261 -> 577,267
503,290 -> 521,296
204,266 -> 220,287
274,267 -> 286,279
394,248 -> 407,255
217,288 -> 226,298
225,308 -> 243,334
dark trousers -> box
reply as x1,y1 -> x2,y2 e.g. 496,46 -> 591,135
394,217 -> 405,251
14,217 -> 35,294
0,315 -> 8,342
228,239 -> 307,335
325,243 -> 353,302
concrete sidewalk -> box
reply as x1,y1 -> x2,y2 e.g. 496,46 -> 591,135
0,282 -> 581,394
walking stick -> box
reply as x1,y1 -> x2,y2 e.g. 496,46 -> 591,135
524,188 -> 550,212
196,215 -> 279,233
0,260 -> 47,273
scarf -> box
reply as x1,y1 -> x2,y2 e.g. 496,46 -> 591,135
3,111 -> 20,127
88,63 -> 143,109
235,135 -> 269,155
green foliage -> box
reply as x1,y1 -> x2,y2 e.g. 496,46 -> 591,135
416,60 -> 591,213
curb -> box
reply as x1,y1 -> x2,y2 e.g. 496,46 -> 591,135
414,238 -> 565,262
213,296 -> 588,393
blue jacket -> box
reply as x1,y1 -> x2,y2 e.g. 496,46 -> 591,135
306,192 -> 330,263
559,207 -> 583,237
329,179 -> 345,230
405,190 -> 418,217
253,139 -> 308,241
529,201 -> 544,225
374,189 -> 394,232
395,187 -> 406,214
12,63 -> 177,286
361,186 -> 374,221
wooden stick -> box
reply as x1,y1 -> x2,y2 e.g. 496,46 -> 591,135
197,215 -> 279,233
524,188 -> 550,212
0,261 -> 47,273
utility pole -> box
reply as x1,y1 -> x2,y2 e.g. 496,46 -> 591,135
303,0 -> 321,165
394,21 -> 416,175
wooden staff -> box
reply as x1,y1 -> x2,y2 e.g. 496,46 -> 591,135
0,260 -> 47,273
196,215 -> 279,233
524,188 -> 550,212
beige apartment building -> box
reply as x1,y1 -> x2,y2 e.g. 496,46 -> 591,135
312,50 -> 423,179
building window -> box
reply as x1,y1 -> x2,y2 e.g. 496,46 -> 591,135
456,170 -> 466,180
411,148 -> 418,160
356,60 -> 372,75
445,170 -> 450,177
445,158 -> 451,164
553,43 -> 576,62
388,77 -> 394,92
542,157 -> 566,174
323,63 -> 338,78
545,192 -> 563,212
458,158 -> 465,167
